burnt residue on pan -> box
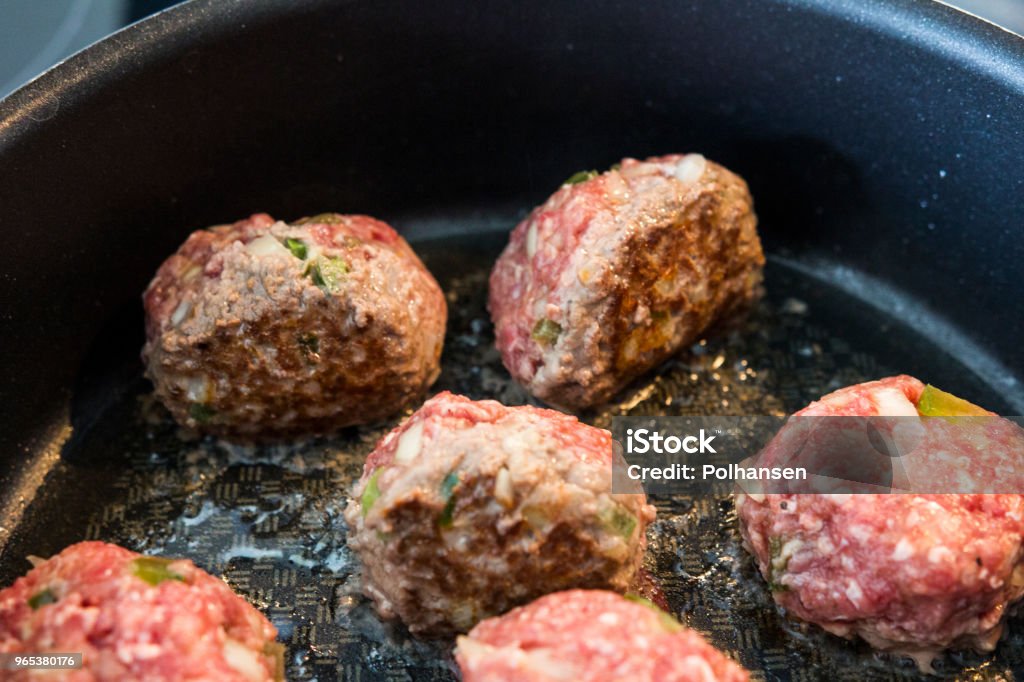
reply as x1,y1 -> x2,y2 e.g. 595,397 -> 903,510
0,226 -> 1020,681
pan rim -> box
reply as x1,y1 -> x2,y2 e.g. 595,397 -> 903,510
2,0 -> 1024,154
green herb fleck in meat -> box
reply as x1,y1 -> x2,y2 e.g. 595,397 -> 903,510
361,469 -> 383,517
531,318 -> 562,345
297,333 -> 320,356
263,642 -> 286,682
598,504 -> 637,539
306,257 -> 350,294
28,588 -> 57,610
916,384 -> 989,417
769,536 -> 792,573
564,169 -> 599,185
130,556 -> 186,586
766,536 -> 791,592
189,402 -> 215,423
521,506 -> 549,529
438,472 -> 460,528
609,163 -> 622,172
284,237 -> 308,260
624,594 -> 683,632
293,213 -> 345,225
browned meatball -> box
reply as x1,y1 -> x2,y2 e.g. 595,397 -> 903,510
143,212 -> 446,440
344,391 -> 656,636
489,155 -> 764,409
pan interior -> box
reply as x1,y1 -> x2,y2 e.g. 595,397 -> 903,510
0,221 -> 1019,682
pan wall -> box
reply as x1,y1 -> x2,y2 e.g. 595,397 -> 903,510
0,0 -> 1021,496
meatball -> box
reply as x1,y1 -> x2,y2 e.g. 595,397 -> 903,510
455,589 -> 749,682
489,155 -> 763,410
736,376 -> 1024,667
344,391 -> 656,635
0,541 -> 281,682
143,212 -> 446,440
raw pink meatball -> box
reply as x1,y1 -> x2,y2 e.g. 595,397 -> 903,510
455,589 -> 749,682
0,541 -> 281,681
737,376 -> 1024,668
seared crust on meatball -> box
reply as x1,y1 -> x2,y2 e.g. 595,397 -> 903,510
736,376 -> 1024,666
0,541 -> 281,682
489,155 -> 764,409
143,213 -> 446,440
344,392 -> 656,636
455,589 -> 749,682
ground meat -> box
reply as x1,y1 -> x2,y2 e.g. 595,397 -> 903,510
736,376 -> 1024,668
488,155 -> 763,410
455,589 -> 749,682
143,212 -> 446,440
0,541 -> 281,681
343,392 -> 656,636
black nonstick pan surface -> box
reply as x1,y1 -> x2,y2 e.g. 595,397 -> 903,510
1,1 -> 1023,680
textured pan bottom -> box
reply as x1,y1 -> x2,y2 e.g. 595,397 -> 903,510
0,229 -> 1019,681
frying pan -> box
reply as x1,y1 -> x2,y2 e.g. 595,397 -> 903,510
1,0 -> 1023,679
